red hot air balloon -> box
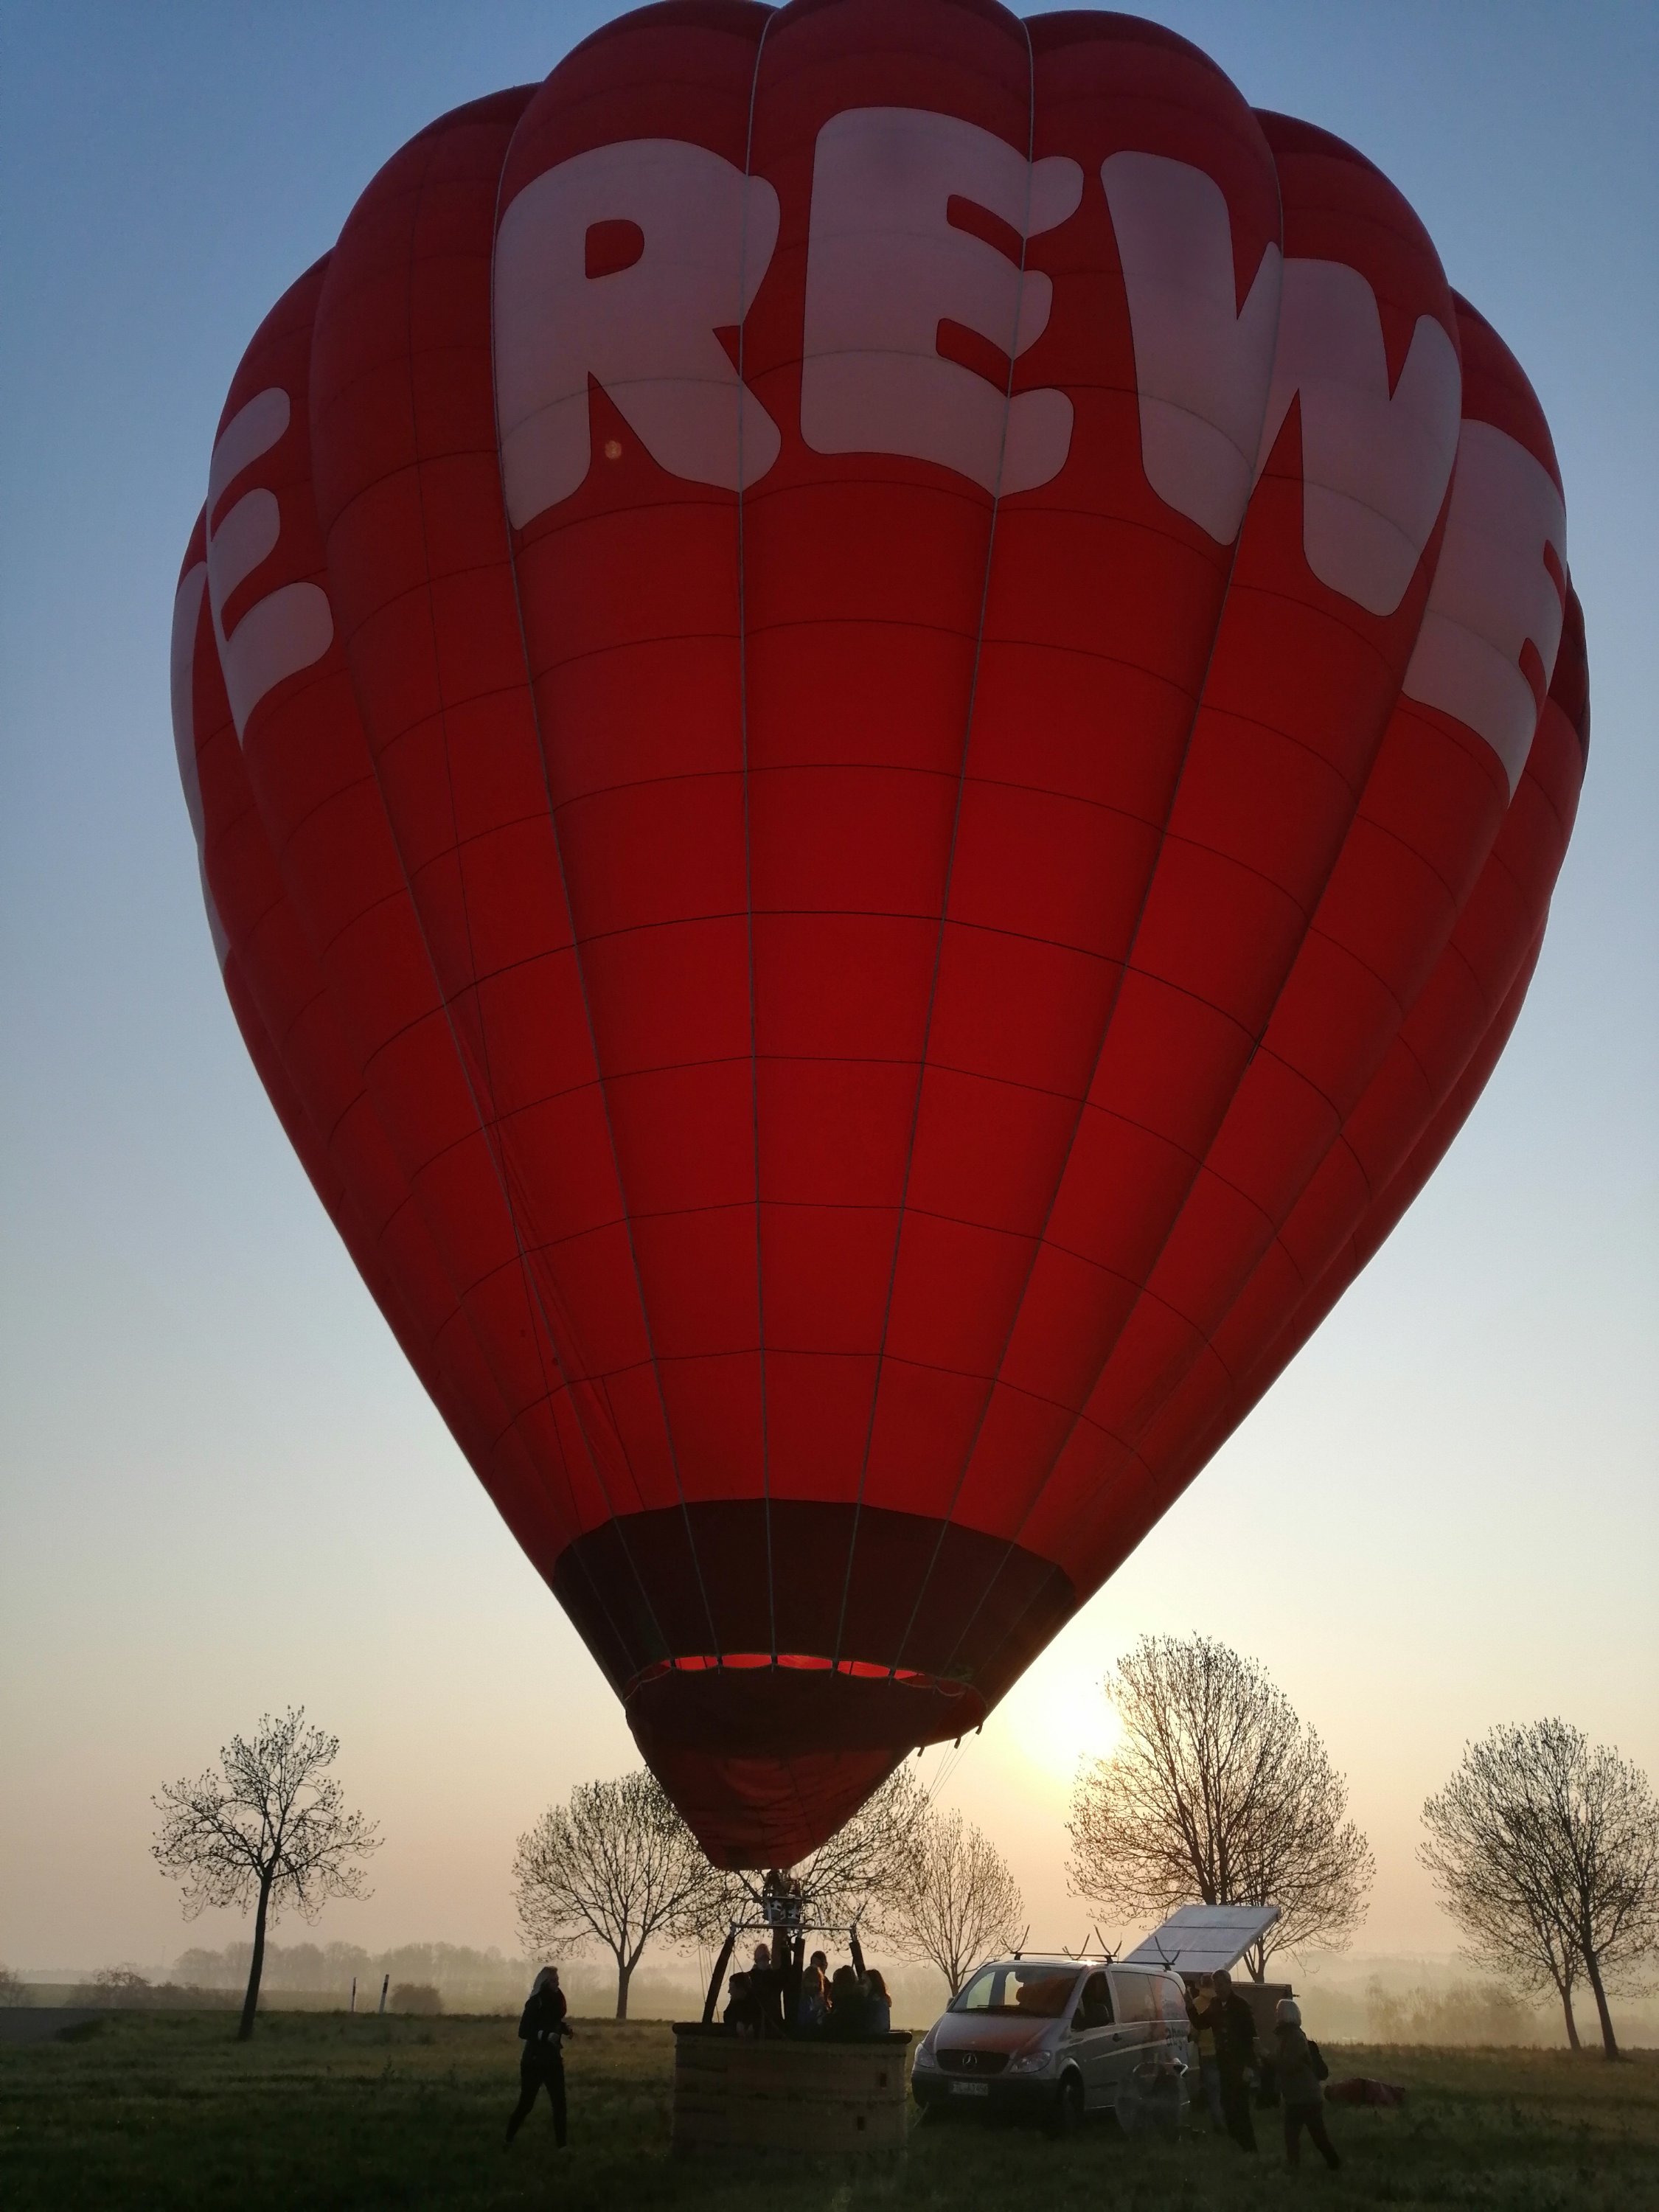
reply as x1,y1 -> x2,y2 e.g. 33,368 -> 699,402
173,1 -> 1587,1868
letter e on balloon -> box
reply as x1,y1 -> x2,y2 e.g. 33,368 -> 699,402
801,108 -> 1082,495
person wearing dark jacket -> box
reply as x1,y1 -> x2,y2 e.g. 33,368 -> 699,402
825,1962 -> 870,2037
505,1966 -> 572,2147
748,1941 -> 786,2037
1210,1969 -> 1259,2152
1274,1999 -> 1340,2170
1185,1978 -> 1225,2132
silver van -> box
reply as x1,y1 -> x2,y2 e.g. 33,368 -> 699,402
910,1955 -> 1193,2129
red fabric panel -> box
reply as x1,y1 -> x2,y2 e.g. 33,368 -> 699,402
308,90 -> 685,1543
1029,591 -> 1585,1604
210,262 -> 618,1589
174,511 -> 574,1595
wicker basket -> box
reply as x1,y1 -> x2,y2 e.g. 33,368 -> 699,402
671,2025 -> 912,2157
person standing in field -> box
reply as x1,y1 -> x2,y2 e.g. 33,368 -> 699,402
1273,1999 -> 1340,2171
1185,1976 -> 1225,2132
749,1941 -> 785,2035
1210,1969 -> 1259,2152
505,1966 -> 572,2149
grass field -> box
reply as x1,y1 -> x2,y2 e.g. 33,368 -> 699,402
1,2011 -> 1655,2211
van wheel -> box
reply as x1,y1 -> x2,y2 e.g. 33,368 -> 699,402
1048,2073 -> 1085,2137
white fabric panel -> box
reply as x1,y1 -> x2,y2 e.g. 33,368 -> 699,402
215,585 -> 335,742
207,486 -> 280,608
1102,150 -> 1281,545
1402,419 -> 1567,792
169,556 -> 229,967
170,562 -> 209,847
1256,260 -> 1462,615
495,139 -> 782,525
801,107 -> 1083,495
207,386 -> 290,517
204,388 -> 334,742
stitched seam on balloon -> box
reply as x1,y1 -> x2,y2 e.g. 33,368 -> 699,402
524,613 -> 1204,684
327,108 -> 657,1663
737,6 -> 779,1667
487,86 -> 726,1666
830,21 -> 1044,1680
504,908 -> 1127,963
901,127 -> 1290,1691
537,771 -> 1184,841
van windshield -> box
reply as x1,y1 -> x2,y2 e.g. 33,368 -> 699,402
952,1964 -> 1079,2017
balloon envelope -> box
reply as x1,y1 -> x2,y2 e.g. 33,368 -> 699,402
173,0 -> 1587,1866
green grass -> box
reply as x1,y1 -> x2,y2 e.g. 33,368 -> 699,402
1,2012 -> 1655,2211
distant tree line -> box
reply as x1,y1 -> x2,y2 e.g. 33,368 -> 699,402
170,1938 -> 535,1998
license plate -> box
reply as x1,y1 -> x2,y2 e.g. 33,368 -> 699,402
950,2081 -> 991,2097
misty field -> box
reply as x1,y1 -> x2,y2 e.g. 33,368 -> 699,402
1,2012 -> 1655,2211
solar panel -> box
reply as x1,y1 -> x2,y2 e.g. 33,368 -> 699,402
1120,1904 -> 1280,1975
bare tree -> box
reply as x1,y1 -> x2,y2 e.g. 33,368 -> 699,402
886,1801 -> 1023,1995
1068,1635 -> 1372,1979
513,1768 -> 721,2018
793,1762 -> 933,1933
688,1763 -> 934,1944
153,1708 -> 379,2039
0,1963 -> 24,2003
1422,1722 -> 1659,2059
1422,1729 -> 1588,2048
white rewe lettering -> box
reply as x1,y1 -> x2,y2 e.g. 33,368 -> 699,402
1256,260 -> 1461,615
205,388 -> 333,742
1102,150 -> 1281,544
170,552 -> 230,967
494,139 -> 781,526
1402,420 -> 1567,792
801,108 -> 1082,495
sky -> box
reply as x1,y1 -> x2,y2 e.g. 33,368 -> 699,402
1,1 -> 1655,1980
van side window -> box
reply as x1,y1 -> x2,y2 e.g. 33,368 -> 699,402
1111,1971 -> 1158,2023
1160,1975 -> 1190,2023
1073,1972 -> 1113,2031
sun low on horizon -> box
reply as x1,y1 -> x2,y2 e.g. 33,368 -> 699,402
977,1641 -> 1127,1799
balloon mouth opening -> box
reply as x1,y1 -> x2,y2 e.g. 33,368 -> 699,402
625,1661 -> 992,1868
550,1498 -> 1078,1862
626,1651 -> 973,1693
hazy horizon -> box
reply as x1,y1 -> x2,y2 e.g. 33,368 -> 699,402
2,1 -> 1655,1983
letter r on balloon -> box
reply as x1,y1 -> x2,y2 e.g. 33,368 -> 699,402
494,139 -> 783,525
